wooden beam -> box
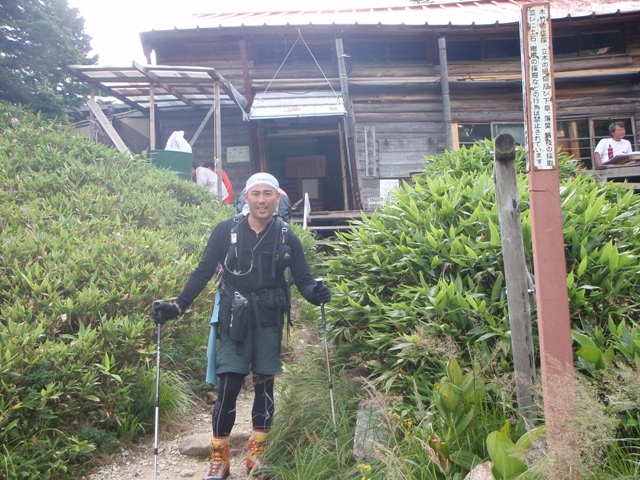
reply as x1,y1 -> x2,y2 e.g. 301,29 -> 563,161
190,101 -> 217,147
86,100 -> 131,155
438,37 -> 453,150
265,129 -> 337,138
241,39 -> 260,172
593,163 -> 640,179
133,61 -> 198,108
239,38 -> 254,106
336,37 -> 362,210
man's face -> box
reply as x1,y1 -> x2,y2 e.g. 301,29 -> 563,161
613,125 -> 626,141
245,184 -> 280,221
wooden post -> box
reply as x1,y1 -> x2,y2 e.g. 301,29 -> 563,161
520,4 -> 576,475
240,39 -> 261,174
336,37 -> 362,209
438,37 -> 453,150
87,100 -> 130,156
568,121 -> 580,161
190,102 -> 216,147
493,133 -> 537,420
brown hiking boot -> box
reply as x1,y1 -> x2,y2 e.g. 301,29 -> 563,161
246,430 -> 268,474
203,437 -> 230,480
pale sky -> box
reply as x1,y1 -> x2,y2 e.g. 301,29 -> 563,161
68,0 -> 413,65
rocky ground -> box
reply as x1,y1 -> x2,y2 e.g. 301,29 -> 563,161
83,322 -> 314,480
82,387 -> 256,480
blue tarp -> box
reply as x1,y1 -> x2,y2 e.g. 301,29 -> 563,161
205,290 -> 221,386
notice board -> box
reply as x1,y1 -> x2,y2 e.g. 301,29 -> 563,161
285,155 -> 326,178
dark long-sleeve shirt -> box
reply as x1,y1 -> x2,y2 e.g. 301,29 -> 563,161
175,216 -> 316,312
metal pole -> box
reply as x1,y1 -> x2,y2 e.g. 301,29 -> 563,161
149,83 -> 156,151
317,278 -> 340,470
152,301 -> 163,480
214,82 -> 223,202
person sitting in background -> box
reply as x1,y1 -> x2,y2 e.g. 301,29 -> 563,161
593,121 -> 632,168
193,162 -> 229,200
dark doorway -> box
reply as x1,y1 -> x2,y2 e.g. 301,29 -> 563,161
263,117 -> 346,212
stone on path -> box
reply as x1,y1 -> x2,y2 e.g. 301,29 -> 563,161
464,461 -> 494,480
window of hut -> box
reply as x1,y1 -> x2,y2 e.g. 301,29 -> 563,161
348,40 -> 387,64
492,123 -> 525,146
553,31 -> 623,58
454,123 -> 525,149
549,118 -> 635,170
591,117 -> 636,153
252,37 -> 333,66
556,119 -> 592,167
457,123 -> 491,147
483,39 -> 520,61
448,38 -> 520,62
388,41 -> 429,62
447,40 -> 481,62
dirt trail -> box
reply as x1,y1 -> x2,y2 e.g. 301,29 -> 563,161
84,314 -> 313,480
82,388 -> 255,480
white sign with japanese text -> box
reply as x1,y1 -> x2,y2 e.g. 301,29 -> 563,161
520,3 -> 556,170
226,146 -> 250,163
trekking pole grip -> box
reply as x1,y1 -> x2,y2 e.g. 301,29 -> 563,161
153,299 -> 165,325
315,278 -> 325,307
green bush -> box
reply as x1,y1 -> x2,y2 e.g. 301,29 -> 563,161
325,140 -> 640,472
261,141 -> 639,478
0,103 -> 318,478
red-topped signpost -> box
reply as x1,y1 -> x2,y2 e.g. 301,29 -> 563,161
520,3 -> 576,475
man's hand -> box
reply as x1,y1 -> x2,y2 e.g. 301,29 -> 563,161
312,284 -> 331,305
152,301 -> 180,325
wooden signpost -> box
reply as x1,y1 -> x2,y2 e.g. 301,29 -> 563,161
520,3 -> 576,474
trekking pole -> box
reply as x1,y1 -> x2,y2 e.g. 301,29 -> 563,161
152,300 -> 164,480
316,278 -> 340,470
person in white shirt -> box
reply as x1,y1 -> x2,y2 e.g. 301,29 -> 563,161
593,121 -> 632,167
193,162 -> 229,199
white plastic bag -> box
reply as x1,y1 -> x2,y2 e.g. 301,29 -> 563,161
165,131 -> 192,153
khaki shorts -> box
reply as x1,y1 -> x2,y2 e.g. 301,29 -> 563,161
216,323 -> 282,376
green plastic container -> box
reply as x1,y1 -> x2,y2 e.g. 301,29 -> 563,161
149,150 -> 192,180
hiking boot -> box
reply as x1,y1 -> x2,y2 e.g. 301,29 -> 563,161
203,437 -> 230,480
246,430 -> 268,474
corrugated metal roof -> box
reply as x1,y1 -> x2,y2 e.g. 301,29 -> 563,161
249,91 -> 346,120
191,0 -> 640,29
69,63 -> 248,114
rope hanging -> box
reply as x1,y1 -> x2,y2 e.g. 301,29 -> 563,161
263,29 -> 338,96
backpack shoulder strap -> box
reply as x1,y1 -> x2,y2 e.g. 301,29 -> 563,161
278,217 -> 290,245
230,213 -> 247,244
271,216 -> 289,279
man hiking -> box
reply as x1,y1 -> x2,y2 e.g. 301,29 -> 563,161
152,172 -> 331,479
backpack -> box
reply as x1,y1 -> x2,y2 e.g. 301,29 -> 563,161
227,213 -> 293,331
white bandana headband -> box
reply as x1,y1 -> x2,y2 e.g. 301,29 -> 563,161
245,172 -> 279,192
